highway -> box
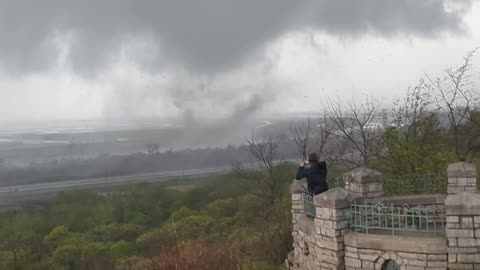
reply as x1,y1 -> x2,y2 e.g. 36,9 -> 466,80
0,166 -> 233,195
0,159 -> 298,209
0,166 -> 238,209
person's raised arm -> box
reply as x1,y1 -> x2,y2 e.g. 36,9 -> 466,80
295,161 -> 307,180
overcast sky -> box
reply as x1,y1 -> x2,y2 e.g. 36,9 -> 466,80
1,0 -> 479,125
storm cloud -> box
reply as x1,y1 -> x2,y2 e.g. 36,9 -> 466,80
0,0 -> 474,75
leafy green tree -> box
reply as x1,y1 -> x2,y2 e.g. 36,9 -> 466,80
381,81 -> 451,174
90,223 -> 144,242
53,245 -> 82,270
111,240 -> 137,260
43,225 -> 70,249
204,198 -> 236,218
82,242 -> 115,270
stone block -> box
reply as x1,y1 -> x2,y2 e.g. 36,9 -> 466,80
427,254 -> 447,261
345,251 -> 358,259
448,263 -> 473,270
368,183 -> 378,192
457,254 -> 480,263
397,252 -> 420,260
457,238 -> 479,247
317,239 -> 343,251
359,252 -> 380,261
358,248 -> 383,255
458,178 -> 468,187
292,193 -> 302,201
363,260 -> 375,269
323,219 -> 333,228
345,257 -> 362,268
461,217 -> 474,228
417,254 -> 427,261
405,266 -> 425,270
449,238 -> 458,247
403,258 -> 426,267
467,178 -> 477,186
448,247 -> 480,254
448,223 -> 461,229
292,203 -> 304,210
322,254 -> 343,265
447,216 -> 460,223
427,261 -> 447,268
446,229 -> 474,238
345,246 -> 358,253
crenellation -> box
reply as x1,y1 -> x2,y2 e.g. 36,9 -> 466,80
287,163 -> 478,270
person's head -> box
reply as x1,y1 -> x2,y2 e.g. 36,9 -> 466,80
308,153 -> 318,163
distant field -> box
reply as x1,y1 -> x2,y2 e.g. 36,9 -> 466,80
0,117 -> 297,167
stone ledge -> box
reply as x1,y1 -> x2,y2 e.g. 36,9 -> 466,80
314,188 -> 361,209
344,232 -> 447,254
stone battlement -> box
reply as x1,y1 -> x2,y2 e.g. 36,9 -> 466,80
286,162 -> 479,270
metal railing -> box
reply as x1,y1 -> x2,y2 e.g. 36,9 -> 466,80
383,173 -> 447,196
302,193 -> 316,218
349,201 -> 445,237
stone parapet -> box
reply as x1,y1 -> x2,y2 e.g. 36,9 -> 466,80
448,162 -> 477,195
445,192 -> 480,269
288,188 -> 356,270
344,167 -> 384,198
291,179 -> 307,222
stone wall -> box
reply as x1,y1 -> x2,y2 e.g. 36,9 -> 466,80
445,192 -> 480,269
344,232 -> 447,270
288,188 -> 357,270
287,162 -> 479,270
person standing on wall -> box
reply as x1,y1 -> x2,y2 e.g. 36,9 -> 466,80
295,153 -> 328,196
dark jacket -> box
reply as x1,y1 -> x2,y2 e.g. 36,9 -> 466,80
295,161 -> 328,195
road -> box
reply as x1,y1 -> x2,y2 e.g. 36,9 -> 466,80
0,166 -> 233,194
0,159 -> 298,209
0,166 -> 236,208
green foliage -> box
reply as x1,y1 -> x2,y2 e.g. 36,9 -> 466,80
0,163 -> 296,269
381,83 -> 453,175
111,240 -> 137,260
53,245 -> 82,270
43,225 -> 70,249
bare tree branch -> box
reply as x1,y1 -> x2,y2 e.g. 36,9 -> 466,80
323,95 -> 382,166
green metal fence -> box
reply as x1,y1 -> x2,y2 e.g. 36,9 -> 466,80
302,193 -> 316,218
383,173 -> 447,196
349,201 -> 445,237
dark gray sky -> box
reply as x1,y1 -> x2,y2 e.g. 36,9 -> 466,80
0,0 -> 479,124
